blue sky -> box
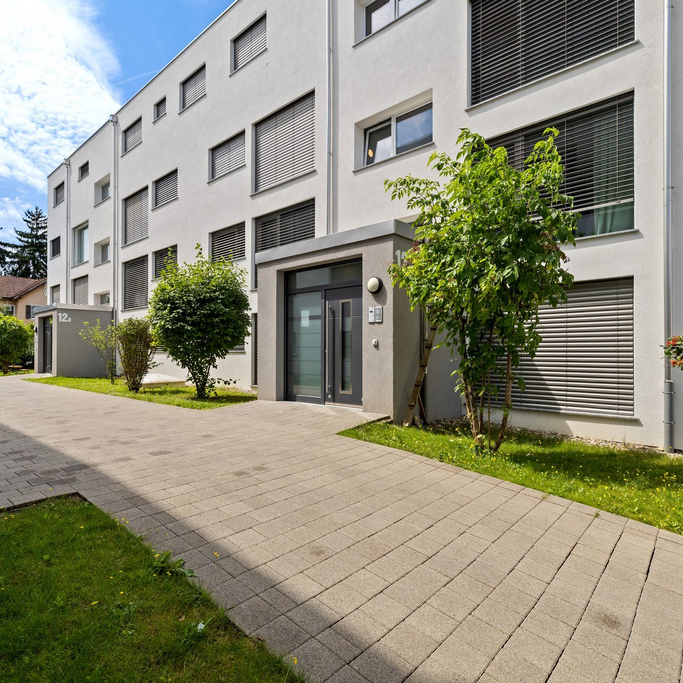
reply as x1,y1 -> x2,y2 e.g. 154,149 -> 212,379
0,0 -> 237,242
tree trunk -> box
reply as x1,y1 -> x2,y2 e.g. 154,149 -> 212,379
493,352 -> 513,451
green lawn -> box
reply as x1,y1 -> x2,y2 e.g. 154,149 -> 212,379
0,497 -> 303,683
1,369 -> 32,377
342,422 -> 683,535
26,376 -> 256,410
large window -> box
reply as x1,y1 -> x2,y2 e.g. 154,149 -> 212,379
210,132 -> 246,180
233,14 -> 267,71
364,0 -> 426,37
470,0 -> 636,105
123,119 -> 142,154
72,275 -> 88,305
254,92 -> 315,192
123,188 -> 148,245
364,102 -> 433,166
123,256 -> 149,310
181,65 -> 206,110
153,170 -> 178,208
73,224 -> 89,265
489,94 -> 634,238
211,224 -> 246,261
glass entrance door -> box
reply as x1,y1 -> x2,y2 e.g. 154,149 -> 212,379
286,291 -> 323,401
43,316 -> 53,373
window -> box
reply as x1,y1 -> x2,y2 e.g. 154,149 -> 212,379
95,176 -> 110,204
211,223 -> 245,261
364,0 -> 425,37
73,224 -> 89,265
233,14 -> 267,71
123,188 -> 148,244
99,292 -> 111,305
123,118 -> 142,153
50,236 -> 61,258
54,182 -> 64,206
101,182 -> 110,201
210,132 -> 246,180
364,102 -> 432,166
78,162 -> 89,180
3,304 -> 15,316
489,94 -> 634,238
492,278 -> 634,416
96,241 -> 110,265
154,170 -> 178,208
51,285 -> 60,304
470,0 -> 636,105
154,97 -> 167,120
25,305 -> 38,319
153,245 -> 178,279
72,276 -> 88,305
181,65 -> 206,110
123,256 -> 149,310
255,92 -> 315,192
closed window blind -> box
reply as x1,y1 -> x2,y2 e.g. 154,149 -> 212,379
211,132 -> 246,180
489,94 -> 634,237
255,200 -> 315,253
154,245 -> 178,279
50,237 -> 61,258
124,188 -> 148,245
154,97 -> 166,120
233,15 -> 267,71
154,170 -> 178,207
123,119 -> 142,153
252,313 -> 258,385
470,0 -> 635,105
493,278 -> 634,416
181,65 -> 206,109
54,183 -> 64,205
123,256 -> 149,310
72,276 -> 89,305
51,285 -> 60,304
211,223 -> 246,261
255,92 -> 315,192
79,162 -> 89,180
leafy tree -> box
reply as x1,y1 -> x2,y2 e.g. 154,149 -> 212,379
387,128 -> 577,451
80,320 -> 118,384
149,246 -> 251,398
0,206 -> 48,278
116,317 -> 157,392
0,315 -> 34,374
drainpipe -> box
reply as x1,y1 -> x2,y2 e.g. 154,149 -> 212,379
110,114 -> 119,323
325,0 -> 333,235
664,0 -> 675,453
64,158 -> 71,303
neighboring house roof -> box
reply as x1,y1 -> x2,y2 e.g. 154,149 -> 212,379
0,276 -> 47,301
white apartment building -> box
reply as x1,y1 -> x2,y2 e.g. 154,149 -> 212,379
42,0 -> 683,450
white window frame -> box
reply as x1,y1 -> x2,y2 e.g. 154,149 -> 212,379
363,101 -> 433,167
3,304 -> 15,316
363,0 -> 427,38
73,223 -> 89,266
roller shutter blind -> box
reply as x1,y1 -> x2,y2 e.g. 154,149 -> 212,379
181,66 -> 206,109
489,94 -> 634,233
493,278 -> 634,416
211,132 -> 245,179
54,183 -> 64,205
72,276 -> 88,305
123,256 -> 149,310
470,0 -> 635,105
50,237 -> 61,258
79,162 -> 89,179
51,285 -> 60,304
233,15 -> 267,71
211,223 -> 245,261
255,200 -> 315,253
255,92 -> 315,192
124,188 -> 148,245
153,245 -> 177,279
154,98 -> 166,120
123,119 -> 142,153
154,170 -> 178,207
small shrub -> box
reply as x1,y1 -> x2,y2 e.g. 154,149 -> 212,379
116,317 -> 157,392
0,315 -> 33,374
150,551 -> 196,578
80,319 -> 118,383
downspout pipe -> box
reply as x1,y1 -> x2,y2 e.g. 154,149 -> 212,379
110,114 -> 119,323
325,0 -> 333,235
64,158 -> 71,303
664,0 -> 675,453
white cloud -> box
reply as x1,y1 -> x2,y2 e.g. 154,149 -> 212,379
0,197 -> 32,241
0,0 -> 121,192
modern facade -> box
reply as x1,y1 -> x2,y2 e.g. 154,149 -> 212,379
44,0 -> 683,450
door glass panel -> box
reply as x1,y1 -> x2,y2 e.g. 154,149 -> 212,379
341,301 -> 352,393
287,292 -> 322,398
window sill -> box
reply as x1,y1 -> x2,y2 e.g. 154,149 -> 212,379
78,173 -> 89,182
122,306 -> 149,312
152,196 -> 179,211
251,169 -> 317,196
228,350 -> 247,355
121,141 -> 142,158
353,141 -> 435,174
353,0 -> 434,47
153,112 -> 167,124
49,254 -> 61,260
179,93 -> 207,115
574,228 -> 639,243
94,196 -> 111,208
208,163 -> 247,185
72,260 -> 89,268
466,40 -> 641,111
53,199 -> 65,208
230,48 -> 268,77
94,260 -> 111,268
122,236 -> 149,249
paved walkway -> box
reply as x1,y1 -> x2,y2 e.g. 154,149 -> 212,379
2,376 -> 683,683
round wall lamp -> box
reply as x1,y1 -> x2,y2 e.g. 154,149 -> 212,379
367,277 -> 383,294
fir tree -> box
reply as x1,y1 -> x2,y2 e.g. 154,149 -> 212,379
0,206 -> 48,278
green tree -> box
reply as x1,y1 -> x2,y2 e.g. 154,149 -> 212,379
149,246 -> 251,398
0,315 -> 34,374
0,206 -> 48,278
116,318 -> 157,392
80,320 -> 118,384
387,128 -> 577,451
